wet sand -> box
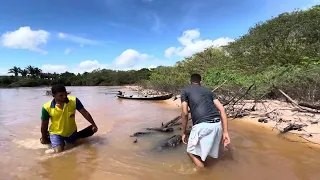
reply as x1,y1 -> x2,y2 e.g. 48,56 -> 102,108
0,86 -> 320,180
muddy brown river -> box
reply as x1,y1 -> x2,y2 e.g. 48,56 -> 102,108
0,86 -> 319,180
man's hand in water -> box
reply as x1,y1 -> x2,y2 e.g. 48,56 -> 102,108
222,132 -> 230,148
182,133 -> 188,144
40,136 -> 50,144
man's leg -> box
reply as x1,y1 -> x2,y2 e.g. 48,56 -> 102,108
65,131 -> 78,148
187,152 -> 205,168
46,134 -> 65,154
186,135 -> 205,167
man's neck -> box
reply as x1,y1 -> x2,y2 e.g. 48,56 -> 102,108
55,99 -> 65,105
191,83 -> 200,86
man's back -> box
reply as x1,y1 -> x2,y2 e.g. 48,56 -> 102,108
181,84 -> 220,125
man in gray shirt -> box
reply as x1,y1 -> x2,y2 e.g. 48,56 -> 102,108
181,73 -> 230,167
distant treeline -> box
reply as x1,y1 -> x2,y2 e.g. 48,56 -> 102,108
0,66 -> 152,87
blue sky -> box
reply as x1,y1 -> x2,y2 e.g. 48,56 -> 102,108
0,0 -> 319,74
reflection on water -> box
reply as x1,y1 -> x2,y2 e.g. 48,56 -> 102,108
0,86 -> 319,180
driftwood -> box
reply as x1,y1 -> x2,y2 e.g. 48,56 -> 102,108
277,88 -> 320,114
223,84 -> 255,106
298,102 -> 320,110
212,80 -> 227,92
280,123 -> 305,133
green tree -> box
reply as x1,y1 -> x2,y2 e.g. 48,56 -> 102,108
8,66 -> 21,77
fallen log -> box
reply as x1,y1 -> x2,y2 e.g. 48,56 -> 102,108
280,123 -> 306,134
276,88 -> 320,113
298,102 -> 320,110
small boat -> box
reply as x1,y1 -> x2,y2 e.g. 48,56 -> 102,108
117,93 -> 173,101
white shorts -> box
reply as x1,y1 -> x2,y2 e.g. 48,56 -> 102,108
186,122 -> 222,161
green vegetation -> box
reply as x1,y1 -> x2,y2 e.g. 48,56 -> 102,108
0,66 -> 151,87
142,5 -> 320,102
1,6 -> 319,102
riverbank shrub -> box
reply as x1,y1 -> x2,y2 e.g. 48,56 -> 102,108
142,6 -> 320,102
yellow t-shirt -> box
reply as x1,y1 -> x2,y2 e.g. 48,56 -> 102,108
41,96 -> 84,137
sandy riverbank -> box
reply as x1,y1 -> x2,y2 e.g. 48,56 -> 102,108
123,85 -> 320,147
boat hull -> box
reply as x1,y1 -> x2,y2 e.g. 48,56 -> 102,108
117,93 -> 173,101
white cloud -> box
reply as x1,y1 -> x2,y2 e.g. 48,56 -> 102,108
64,48 -> 71,55
114,49 -> 149,67
74,60 -> 108,73
0,68 -> 8,75
0,26 -> 50,54
164,47 -> 176,58
164,29 -> 234,58
57,33 -> 102,46
41,65 -> 68,74
41,60 -> 108,74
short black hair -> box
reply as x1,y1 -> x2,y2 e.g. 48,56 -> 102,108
51,84 -> 67,95
190,73 -> 201,83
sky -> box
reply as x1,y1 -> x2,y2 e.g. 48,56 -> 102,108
0,0 -> 319,75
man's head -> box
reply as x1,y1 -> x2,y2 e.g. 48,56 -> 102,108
190,73 -> 202,85
51,84 -> 68,102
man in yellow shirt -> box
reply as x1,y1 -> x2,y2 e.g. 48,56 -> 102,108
40,84 -> 98,153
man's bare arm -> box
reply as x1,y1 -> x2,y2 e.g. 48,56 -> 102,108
213,99 -> 228,133
41,120 -> 49,138
40,106 -> 50,139
181,101 -> 189,134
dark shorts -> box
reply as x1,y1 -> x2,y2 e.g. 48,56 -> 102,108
50,131 -> 78,148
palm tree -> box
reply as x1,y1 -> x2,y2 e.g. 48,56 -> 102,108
33,67 -> 42,78
19,69 -> 28,77
26,65 -> 36,77
8,66 -> 21,77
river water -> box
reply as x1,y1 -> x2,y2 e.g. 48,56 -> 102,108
0,86 -> 319,180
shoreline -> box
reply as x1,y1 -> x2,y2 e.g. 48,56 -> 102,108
124,85 -> 320,149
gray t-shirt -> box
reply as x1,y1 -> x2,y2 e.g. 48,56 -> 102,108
181,84 -> 220,125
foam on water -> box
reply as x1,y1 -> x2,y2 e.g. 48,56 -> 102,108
12,138 -> 50,150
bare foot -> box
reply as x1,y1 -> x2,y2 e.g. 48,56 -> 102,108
45,149 -> 55,154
